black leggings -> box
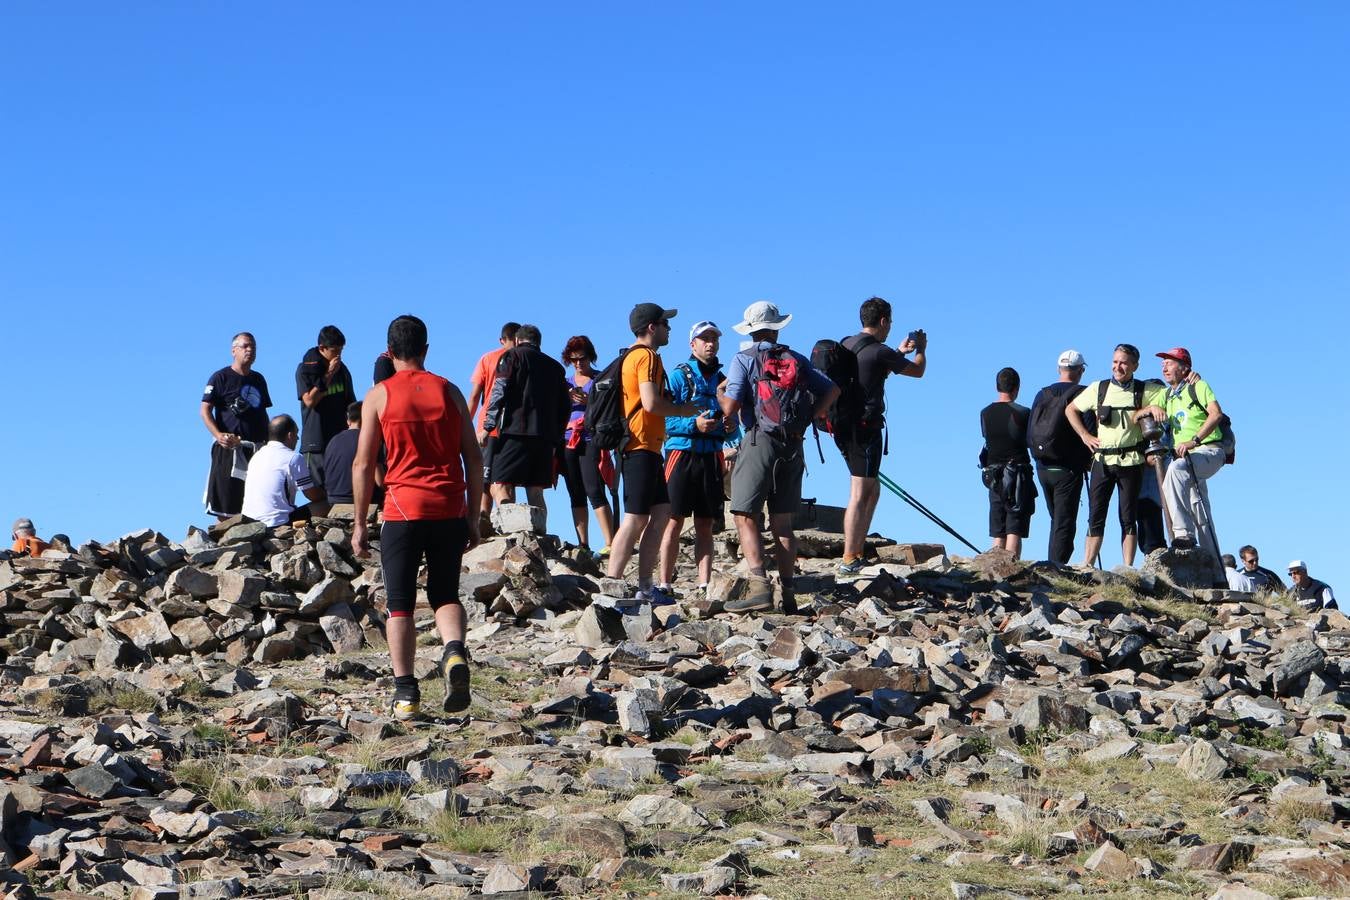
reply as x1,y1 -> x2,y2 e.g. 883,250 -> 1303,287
561,441 -> 609,510
380,518 -> 467,615
1086,460 -> 1143,538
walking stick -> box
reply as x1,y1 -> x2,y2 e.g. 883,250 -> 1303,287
876,471 -> 982,555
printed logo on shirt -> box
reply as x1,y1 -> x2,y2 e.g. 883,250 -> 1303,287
240,385 -> 263,408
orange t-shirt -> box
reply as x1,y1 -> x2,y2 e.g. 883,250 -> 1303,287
471,347 -> 508,431
11,537 -> 48,557
622,345 -> 666,454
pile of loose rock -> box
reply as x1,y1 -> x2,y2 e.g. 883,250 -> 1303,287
0,506 -> 1345,899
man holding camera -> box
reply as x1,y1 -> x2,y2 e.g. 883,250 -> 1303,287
201,332 -> 272,519
1135,347 -> 1227,556
1065,343 -> 1164,568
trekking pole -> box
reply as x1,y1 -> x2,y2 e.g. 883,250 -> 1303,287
875,471 -> 982,555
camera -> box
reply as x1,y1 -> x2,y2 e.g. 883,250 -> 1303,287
229,395 -> 252,416
1096,406 -> 1113,427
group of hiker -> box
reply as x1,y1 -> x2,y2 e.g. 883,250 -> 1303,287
185,304 -> 1331,718
979,344 -> 1333,609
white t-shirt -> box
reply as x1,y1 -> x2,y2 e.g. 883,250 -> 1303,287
242,441 -> 314,527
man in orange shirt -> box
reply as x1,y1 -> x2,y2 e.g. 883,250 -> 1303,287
605,303 -> 699,605
10,518 -> 49,558
468,322 -> 520,527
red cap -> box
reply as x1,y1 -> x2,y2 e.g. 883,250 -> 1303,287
1156,347 -> 1191,367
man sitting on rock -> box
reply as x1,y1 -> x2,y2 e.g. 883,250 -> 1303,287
9,517 -> 49,558
1287,560 -> 1336,611
1221,554 -> 1255,592
1135,347 -> 1228,557
241,414 -> 327,527
352,314 -> 484,720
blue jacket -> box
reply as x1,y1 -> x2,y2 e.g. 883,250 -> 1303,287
664,357 -> 739,453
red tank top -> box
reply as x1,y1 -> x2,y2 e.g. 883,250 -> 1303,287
379,369 -> 467,521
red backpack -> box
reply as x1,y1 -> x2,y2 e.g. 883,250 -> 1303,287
752,345 -> 816,440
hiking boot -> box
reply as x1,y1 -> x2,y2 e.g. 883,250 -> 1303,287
780,590 -> 799,616
637,586 -> 678,607
596,545 -> 612,559
1171,536 -> 1196,550
439,644 -> 472,714
836,557 -> 866,579
391,684 -> 421,722
725,577 -> 773,614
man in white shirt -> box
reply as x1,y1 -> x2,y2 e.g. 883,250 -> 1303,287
243,414 -> 326,526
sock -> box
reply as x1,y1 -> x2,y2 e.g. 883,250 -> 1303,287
394,675 -> 418,691
443,640 -> 466,657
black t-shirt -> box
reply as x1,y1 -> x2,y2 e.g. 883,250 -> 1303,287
295,347 -> 356,453
321,428 -> 359,504
981,401 -> 1031,465
844,333 -> 913,422
203,367 -> 271,443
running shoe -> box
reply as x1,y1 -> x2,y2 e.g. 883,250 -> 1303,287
836,557 -> 866,579
637,586 -> 678,607
440,643 -> 472,714
391,684 -> 421,722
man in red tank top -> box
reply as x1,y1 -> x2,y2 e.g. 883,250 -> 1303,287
352,315 -> 484,721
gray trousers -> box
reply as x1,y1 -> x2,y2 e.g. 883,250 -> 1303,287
1161,444 -> 1225,549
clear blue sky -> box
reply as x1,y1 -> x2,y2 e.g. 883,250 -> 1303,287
3,4 -> 1346,591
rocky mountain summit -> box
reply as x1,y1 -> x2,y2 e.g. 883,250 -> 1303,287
0,507 -> 1346,899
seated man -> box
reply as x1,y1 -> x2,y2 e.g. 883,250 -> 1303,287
10,518 -> 49,557
1238,545 -> 1285,592
1221,554 -> 1255,592
322,402 -> 364,506
1288,560 -> 1336,612
242,415 -> 327,526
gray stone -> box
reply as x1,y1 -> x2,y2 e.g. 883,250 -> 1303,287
319,602 -> 364,654
298,577 -> 355,616
1177,739 -> 1228,781
619,794 -> 708,829
490,503 -> 547,535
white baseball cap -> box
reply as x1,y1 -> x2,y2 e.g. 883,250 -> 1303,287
1057,349 -> 1086,369
689,320 -> 721,341
1288,560 -> 1307,573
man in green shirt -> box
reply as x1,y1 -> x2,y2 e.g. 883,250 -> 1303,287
1065,343 -> 1164,568
1135,347 -> 1227,556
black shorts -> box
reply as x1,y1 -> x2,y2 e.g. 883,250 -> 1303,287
380,518 -> 468,615
622,449 -> 669,516
665,449 -> 724,519
987,465 -> 1036,538
205,442 -> 256,518
490,436 -> 555,487
835,426 -> 884,479
1087,460 -> 1143,538
481,435 -> 498,481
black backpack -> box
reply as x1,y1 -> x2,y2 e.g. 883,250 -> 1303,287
1027,383 -> 1089,467
810,335 -> 872,435
584,349 -> 632,451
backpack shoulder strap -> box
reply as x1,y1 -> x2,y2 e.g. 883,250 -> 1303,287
1186,383 -> 1205,411
674,362 -> 696,402
1096,380 -> 1109,410
849,334 -> 877,352
1133,380 -> 1145,409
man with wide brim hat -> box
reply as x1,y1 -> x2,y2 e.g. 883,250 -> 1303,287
719,301 -> 839,615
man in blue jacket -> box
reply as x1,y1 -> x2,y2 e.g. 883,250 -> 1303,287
657,321 -> 739,597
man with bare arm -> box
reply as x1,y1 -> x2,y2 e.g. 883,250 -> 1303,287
352,315 -> 483,721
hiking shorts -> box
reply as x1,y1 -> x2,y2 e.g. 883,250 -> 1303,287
835,424 -> 884,479
380,518 -> 468,615
988,464 -> 1036,539
621,449 -> 669,516
730,428 -> 804,518
490,436 -> 555,487
665,449 -> 725,519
